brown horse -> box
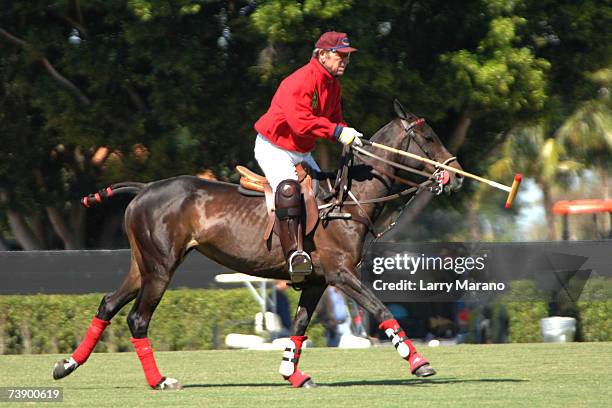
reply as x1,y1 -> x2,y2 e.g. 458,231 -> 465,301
52,101 -> 463,389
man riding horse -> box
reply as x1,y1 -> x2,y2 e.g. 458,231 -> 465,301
52,31 -> 466,390
254,31 -> 363,281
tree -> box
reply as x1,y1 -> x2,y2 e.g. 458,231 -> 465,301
557,68 -> 612,199
0,0 -> 267,248
1,0 -> 609,248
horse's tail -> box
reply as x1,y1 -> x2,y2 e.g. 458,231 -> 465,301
81,182 -> 147,208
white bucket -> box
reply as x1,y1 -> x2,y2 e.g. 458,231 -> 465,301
540,317 -> 576,343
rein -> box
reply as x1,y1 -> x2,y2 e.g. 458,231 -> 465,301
320,116 -> 452,209
318,116 -> 450,237
352,145 -> 432,179
318,179 -> 433,209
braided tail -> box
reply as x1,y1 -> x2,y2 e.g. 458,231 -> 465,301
81,182 -> 146,208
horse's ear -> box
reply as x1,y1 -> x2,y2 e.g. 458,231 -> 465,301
393,99 -> 408,119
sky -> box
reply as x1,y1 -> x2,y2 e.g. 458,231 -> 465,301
516,178 -> 546,239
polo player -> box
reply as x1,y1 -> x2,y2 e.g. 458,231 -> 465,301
254,31 -> 363,281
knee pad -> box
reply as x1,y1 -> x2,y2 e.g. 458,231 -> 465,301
275,180 -> 302,220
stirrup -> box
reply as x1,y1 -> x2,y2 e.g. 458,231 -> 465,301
288,251 -> 312,279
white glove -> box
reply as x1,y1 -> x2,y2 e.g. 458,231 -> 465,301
338,127 -> 363,147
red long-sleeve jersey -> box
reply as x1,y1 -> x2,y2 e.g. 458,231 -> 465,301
254,58 -> 347,153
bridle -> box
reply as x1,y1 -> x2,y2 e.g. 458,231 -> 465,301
394,115 -> 458,194
318,116 -> 458,237
351,116 -> 457,198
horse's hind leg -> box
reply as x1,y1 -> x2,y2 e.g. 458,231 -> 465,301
330,269 -> 436,378
279,283 -> 326,388
96,255 -> 142,320
53,253 -> 142,380
125,243 -> 183,390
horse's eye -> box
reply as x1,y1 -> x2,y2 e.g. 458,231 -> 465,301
420,130 -> 433,141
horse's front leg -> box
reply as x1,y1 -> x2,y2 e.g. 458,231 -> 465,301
279,283 -> 327,388
329,268 -> 436,378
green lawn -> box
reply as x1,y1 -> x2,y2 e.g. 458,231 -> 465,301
0,343 -> 610,407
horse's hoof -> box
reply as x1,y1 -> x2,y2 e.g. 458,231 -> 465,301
53,358 -> 78,380
155,377 -> 182,390
413,364 -> 436,378
301,379 -> 318,388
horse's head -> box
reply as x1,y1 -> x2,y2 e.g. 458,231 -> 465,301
369,100 -> 463,194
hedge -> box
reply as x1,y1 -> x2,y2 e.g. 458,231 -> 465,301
0,280 -> 610,354
0,288 -> 326,355
480,278 -> 612,343
576,277 -> 612,342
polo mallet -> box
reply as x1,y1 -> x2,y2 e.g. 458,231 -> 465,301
360,140 -> 522,208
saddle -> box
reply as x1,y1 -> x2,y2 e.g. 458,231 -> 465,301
236,164 -> 319,241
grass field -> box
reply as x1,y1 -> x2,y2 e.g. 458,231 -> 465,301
1,342 -> 611,407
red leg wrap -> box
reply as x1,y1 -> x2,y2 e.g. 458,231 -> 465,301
286,369 -> 311,388
408,351 -> 429,374
72,317 -> 110,365
379,319 -> 429,373
131,337 -> 164,388
289,335 -> 308,353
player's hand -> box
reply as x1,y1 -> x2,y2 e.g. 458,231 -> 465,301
338,127 -> 363,147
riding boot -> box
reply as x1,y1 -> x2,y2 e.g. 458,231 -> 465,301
275,180 -> 312,284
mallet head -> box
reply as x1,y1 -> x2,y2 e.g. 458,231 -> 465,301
504,174 -> 522,209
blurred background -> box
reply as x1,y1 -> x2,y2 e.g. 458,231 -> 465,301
0,1 -> 610,353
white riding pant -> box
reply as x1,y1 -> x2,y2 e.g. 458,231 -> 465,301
254,134 -> 320,193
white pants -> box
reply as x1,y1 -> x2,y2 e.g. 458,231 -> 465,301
254,134 -> 320,193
